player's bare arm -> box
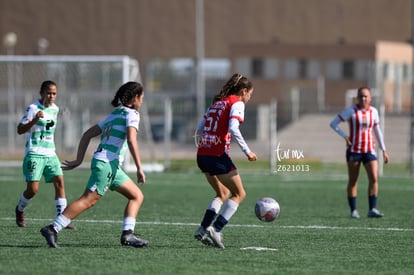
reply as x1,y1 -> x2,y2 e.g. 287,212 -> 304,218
383,151 -> 389,164
126,126 -> 146,184
17,111 -> 44,135
62,125 -> 102,170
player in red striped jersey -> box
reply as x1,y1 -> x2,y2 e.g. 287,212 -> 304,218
194,73 -> 257,248
330,87 -> 389,219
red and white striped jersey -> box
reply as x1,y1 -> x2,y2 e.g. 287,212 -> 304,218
338,104 -> 380,153
197,95 -> 244,156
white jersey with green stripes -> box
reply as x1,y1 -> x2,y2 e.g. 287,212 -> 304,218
93,106 -> 140,163
20,99 -> 59,157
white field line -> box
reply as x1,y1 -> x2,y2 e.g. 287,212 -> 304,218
1,217 -> 414,232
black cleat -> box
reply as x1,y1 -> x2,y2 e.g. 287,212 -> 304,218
15,206 -> 26,227
194,226 -> 214,246
368,208 -> 384,218
40,225 -> 58,248
121,230 -> 149,248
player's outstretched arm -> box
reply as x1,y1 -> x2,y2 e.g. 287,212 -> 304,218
62,125 -> 102,170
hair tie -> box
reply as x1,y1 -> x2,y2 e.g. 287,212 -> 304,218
233,74 -> 243,87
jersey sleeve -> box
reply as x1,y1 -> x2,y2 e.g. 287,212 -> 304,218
373,124 -> 386,151
329,115 -> 348,138
337,106 -> 354,122
229,101 -> 245,123
19,104 -> 37,124
330,106 -> 355,139
126,110 -> 140,130
372,107 -> 380,126
195,110 -> 207,133
371,107 -> 386,150
97,119 -> 105,130
229,118 -> 251,154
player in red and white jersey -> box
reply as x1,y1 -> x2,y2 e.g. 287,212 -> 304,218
196,94 -> 247,156
194,73 -> 257,248
330,87 -> 389,219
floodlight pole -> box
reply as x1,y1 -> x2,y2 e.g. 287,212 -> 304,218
3,32 -> 17,152
410,0 -> 414,176
269,100 -> 277,174
195,0 -> 205,119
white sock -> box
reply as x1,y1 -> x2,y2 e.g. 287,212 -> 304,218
53,214 -> 71,232
122,217 -> 136,232
55,198 -> 67,216
220,199 -> 239,221
208,197 -> 223,213
17,193 -> 32,212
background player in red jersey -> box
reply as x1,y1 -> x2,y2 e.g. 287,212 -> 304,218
330,87 -> 389,219
193,73 -> 257,248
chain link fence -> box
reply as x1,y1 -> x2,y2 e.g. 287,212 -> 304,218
0,55 -> 146,159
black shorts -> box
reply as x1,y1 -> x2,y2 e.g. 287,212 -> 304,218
197,153 -> 237,176
346,150 -> 377,164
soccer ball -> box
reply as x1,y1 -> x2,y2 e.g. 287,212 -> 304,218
255,197 -> 280,222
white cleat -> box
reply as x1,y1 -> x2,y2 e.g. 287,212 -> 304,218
350,209 -> 360,219
206,226 -> 225,249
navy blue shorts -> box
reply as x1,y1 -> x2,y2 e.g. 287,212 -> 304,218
197,153 -> 237,176
346,150 -> 377,164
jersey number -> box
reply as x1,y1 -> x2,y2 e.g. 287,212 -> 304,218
204,109 -> 222,133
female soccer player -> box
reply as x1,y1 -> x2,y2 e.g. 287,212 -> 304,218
330,87 -> 389,219
194,73 -> 257,248
40,81 -> 148,248
15,80 -> 74,229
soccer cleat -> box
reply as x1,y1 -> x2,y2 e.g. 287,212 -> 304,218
194,226 -> 214,246
15,206 -> 26,227
206,226 -> 225,249
350,209 -> 360,219
368,208 -> 384,218
121,230 -> 149,248
40,225 -> 58,248
65,223 -> 76,230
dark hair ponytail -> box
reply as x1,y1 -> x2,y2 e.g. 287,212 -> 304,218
212,73 -> 252,102
111,81 -> 143,107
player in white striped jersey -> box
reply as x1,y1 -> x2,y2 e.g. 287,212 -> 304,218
15,80 -> 74,229
41,82 -> 148,248
330,87 -> 389,219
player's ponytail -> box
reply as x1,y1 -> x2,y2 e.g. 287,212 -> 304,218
111,81 -> 143,107
111,93 -> 121,107
212,73 -> 252,103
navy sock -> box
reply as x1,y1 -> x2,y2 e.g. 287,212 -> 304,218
213,215 -> 228,232
200,209 -> 217,229
348,197 -> 357,212
369,195 -> 377,210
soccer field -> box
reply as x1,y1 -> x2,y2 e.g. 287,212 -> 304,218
1,166 -> 413,275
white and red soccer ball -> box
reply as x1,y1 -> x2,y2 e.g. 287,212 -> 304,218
255,197 -> 280,222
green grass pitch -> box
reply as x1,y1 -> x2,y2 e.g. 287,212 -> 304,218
0,165 -> 413,275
